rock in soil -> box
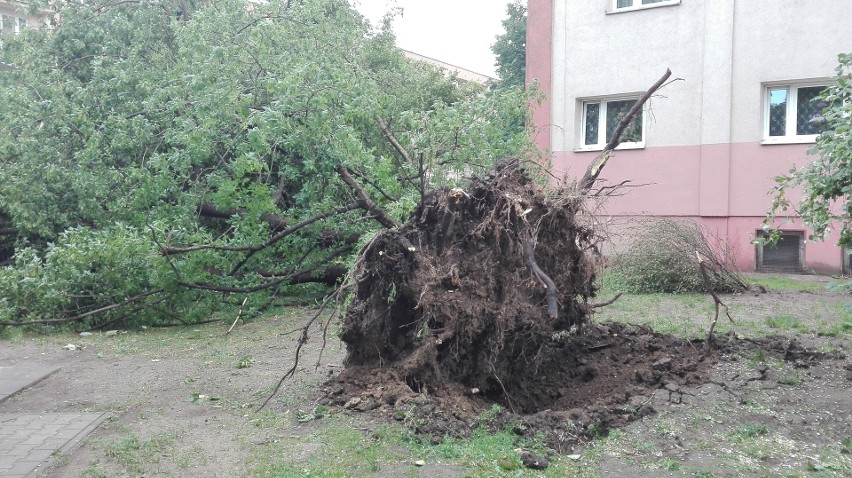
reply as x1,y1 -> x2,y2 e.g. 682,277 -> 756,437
521,451 -> 549,470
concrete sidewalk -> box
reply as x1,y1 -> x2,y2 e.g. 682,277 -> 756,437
0,366 -> 60,403
0,366 -> 108,477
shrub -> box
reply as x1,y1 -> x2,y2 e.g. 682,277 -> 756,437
605,219 -> 748,294
0,224 -> 219,329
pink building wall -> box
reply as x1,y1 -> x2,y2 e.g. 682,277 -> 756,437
526,0 -> 552,153
526,0 -> 848,274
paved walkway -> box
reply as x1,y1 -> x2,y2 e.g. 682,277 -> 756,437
0,366 -> 108,477
0,413 -> 108,477
0,366 -> 60,403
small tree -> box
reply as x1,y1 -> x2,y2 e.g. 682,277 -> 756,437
765,53 -> 851,247
491,1 -> 526,90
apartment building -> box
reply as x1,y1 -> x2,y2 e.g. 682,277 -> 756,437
0,1 -> 48,36
527,0 -> 852,274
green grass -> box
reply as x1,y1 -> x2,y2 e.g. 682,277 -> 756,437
595,271 -> 852,340
0,326 -> 25,341
764,315 -> 806,331
94,431 -> 176,474
249,417 -> 608,478
252,423 -> 404,477
745,274 -> 828,292
730,423 -> 769,442
660,457 -> 682,471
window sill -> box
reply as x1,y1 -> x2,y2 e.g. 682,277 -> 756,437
606,0 -> 681,15
761,136 -> 818,145
574,143 -> 645,152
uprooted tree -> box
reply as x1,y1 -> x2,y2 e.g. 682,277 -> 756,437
0,0 -> 534,328
304,71 -> 677,418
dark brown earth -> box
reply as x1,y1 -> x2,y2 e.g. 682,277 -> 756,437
327,321 -> 712,448
326,321 -> 843,454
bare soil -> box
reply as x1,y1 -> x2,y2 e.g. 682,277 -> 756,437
0,285 -> 849,476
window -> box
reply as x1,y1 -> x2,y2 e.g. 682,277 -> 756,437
0,15 -> 25,35
611,0 -> 680,13
764,84 -> 828,143
580,97 -> 644,149
756,231 -> 804,272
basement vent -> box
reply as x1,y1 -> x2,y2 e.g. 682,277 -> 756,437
756,231 -> 804,273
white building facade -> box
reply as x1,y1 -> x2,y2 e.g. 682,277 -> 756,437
527,0 -> 852,274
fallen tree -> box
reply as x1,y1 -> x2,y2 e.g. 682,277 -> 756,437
0,0 -> 533,329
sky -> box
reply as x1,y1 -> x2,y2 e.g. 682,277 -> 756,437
351,0 -> 509,78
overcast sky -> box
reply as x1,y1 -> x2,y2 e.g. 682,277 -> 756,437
351,0 -> 508,78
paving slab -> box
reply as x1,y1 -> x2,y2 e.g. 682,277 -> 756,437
0,366 -> 61,403
0,413 -> 108,478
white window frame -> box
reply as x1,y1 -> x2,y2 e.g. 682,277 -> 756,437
0,15 -> 25,35
607,0 -> 681,14
762,81 -> 830,145
577,95 -> 645,151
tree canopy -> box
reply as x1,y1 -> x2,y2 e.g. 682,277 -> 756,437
765,52 -> 852,247
491,1 -> 526,90
0,0 -> 535,328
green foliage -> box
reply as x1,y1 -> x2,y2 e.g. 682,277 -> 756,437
0,0 -> 536,328
605,219 -> 748,294
841,437 -> 852,454
765,52 -> 852,247
237,355 -> 254,369
491,1 -> 526,90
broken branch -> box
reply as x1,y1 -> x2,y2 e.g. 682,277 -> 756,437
579,68 -> 673,192
696,251 -> 734,348
337,166 -> 399,229
0,289 -> 165,327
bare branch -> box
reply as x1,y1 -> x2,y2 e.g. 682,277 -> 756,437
226,203 -> 359,276
198,203 -> 288,231
181,245 -> 352,294
337,167 -> 399,229
590,293 -> 623,309
579,69 -> 673,192
162,203 -> 359,256
0,289 -> 165,327
348,168 -> 399,202
376,115 -> 414,167
257,290 -> 338,411
697,252 -> 734,348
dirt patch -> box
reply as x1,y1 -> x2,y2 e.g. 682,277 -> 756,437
328,321 -> 712,450
326,326 -> 847,455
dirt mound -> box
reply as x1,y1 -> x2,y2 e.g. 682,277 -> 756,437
339,160 -> 597,408
327,321 -> 714,450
